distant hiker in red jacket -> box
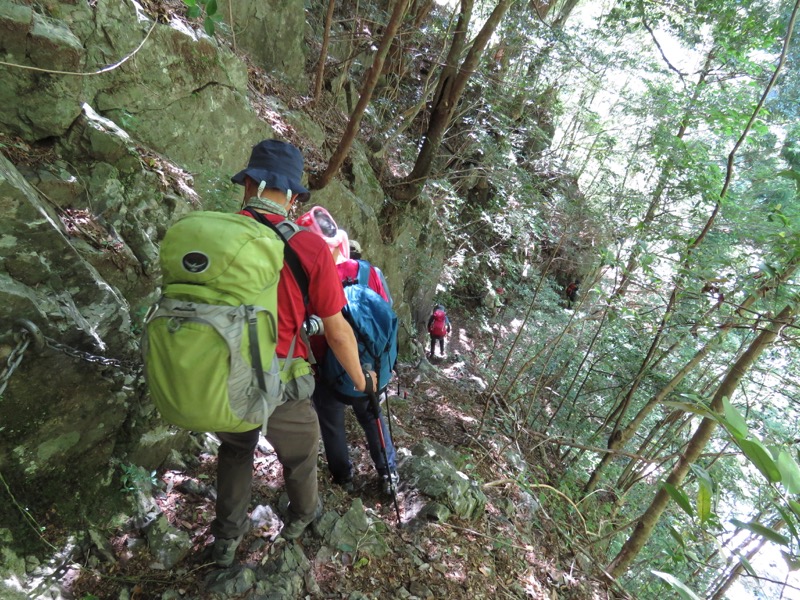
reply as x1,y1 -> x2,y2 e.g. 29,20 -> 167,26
565,280 -> 579,309
427,304 -> 451,357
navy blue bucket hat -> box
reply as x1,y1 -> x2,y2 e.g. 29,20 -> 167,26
231,139 -> 311,202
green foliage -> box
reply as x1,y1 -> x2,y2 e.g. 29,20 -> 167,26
651,571 -> 702,600
184,0 -> 223,36
663,483 -> 694,517
119,463 -> 157,493
730,518 -> 790,546
690,465 -> 714,524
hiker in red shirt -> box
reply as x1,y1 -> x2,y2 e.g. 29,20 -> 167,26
297,207 -> 399,496
565,280 -> 579,309
427,304 -> 451,357
210,140 -> 377,567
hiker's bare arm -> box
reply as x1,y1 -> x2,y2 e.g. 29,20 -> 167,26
322,312 -> 376,392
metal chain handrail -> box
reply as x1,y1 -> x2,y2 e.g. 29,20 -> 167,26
0,334 -> 31,397
42,335 -> 140,372
0,320 -> 140,397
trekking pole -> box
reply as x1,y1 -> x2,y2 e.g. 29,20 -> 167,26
365,379 -> 402,527
383,388 -> 395,441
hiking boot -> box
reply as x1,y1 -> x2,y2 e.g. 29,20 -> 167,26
281,517 -> 311,540
281,501 -> 323,540
212,534 -> 243,568
381,470 -> 400,496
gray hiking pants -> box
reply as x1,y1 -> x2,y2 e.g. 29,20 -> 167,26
211,395 -> 320,540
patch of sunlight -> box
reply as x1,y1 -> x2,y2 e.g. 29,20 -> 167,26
521,568 -> 547,597
433,402 -> 477,426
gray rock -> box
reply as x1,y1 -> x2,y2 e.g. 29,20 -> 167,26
419,502 -> 451,522
403,440 -> 488,520
88,528 -> 116,563
409,580 -> 434,599
320,499 -> 389,558
226,0 -> 307,90
253,542 -> 311,599
144,515 -> 192,570
0,11 -> 83,139
205,566 -> 257,596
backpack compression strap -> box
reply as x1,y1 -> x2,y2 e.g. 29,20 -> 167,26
246,305 -> 273,396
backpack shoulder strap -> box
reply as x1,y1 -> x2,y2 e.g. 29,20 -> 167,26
356,260 -> 371,287
243,208 -> 310,305
374,266 -> 393,307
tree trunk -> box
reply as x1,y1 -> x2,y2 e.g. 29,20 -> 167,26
309,0 -> 411,190
398,0 -> 513,200
551,0 -> 581,28
312,0 -> 337,104
409,0 -> 434,27
531,0 -> 554,19
608,303 -> 797,577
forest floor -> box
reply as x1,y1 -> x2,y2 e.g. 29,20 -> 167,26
66,309 -> 616,600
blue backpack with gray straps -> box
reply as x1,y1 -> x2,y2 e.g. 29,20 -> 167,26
320,262 -> 398,397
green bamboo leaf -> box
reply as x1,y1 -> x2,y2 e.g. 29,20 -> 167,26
738,555 -> 758,577
662,401 -> 713,419
731,519 -> 790,546
651,571 -> 702,600
738,438 -> 781,482
204,17 -> 216,36
790,499 -> 800,520
663,483 -> 694,517
183,0 -> 197,6
776,505 -> 798,540
722,397 -> 748,439
690,465 -> 713,524
776,169 -> 800,183
186,5 -> 201,18
206,0 -> 218,16
758,261 -> 778,278
697,480 -> 712,524
667,523 -> 686,547
777,450 -> 800,494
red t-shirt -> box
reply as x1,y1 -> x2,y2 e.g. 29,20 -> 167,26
240,211 -> 346,359
309,258 -> 390,361
336,259 -> 388,301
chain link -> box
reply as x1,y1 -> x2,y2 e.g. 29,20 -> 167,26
0,334 -> 31,397
1,320 -> 141,398
43,336 -> 140,373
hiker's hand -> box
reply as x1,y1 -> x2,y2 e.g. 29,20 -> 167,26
357,369 -> 378,394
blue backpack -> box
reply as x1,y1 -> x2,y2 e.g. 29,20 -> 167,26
321,262 -> 398,397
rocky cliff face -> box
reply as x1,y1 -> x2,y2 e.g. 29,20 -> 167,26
0,0 -> 444,551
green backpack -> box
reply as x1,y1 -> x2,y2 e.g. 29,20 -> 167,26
142,211 -> 306,433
